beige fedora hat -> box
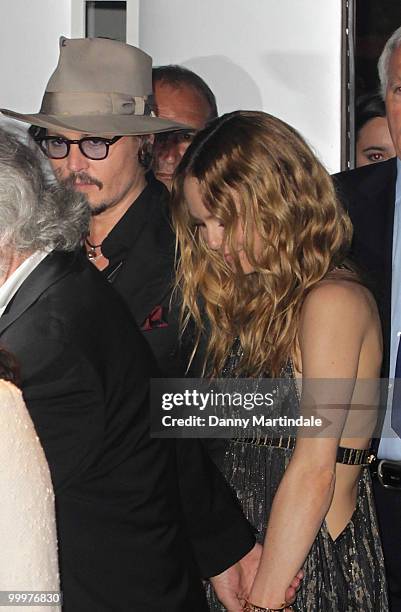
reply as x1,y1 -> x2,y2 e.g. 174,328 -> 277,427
1,36 -> 188,136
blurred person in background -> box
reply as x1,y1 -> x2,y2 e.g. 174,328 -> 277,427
355,92 -> 395,167
152,65 -> 217,190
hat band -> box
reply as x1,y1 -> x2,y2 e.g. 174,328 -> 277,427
40,92 -> 148,116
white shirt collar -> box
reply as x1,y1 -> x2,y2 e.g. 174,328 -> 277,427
0,250 -> 50,317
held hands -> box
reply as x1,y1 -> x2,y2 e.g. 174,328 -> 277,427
210,543 -> 303,612
210,543 -> 262,612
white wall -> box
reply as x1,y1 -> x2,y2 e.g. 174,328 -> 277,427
0,1 -> 343,172
139,0 -> 342,173
0,0 -> 72,114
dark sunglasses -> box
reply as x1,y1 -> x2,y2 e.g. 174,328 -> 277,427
35,135 -> 122,160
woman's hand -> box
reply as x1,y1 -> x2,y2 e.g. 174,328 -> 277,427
244,568 -> 304,610
210,542 -> 303,612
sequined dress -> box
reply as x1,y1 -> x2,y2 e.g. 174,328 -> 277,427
206,341 -> 388,611
0,380 -> 60,611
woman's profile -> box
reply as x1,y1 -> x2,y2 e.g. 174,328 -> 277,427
172,110 -> 388,611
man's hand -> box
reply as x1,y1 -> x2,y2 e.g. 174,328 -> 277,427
210,543 -> 303,611
209,562 -> 249,611
209,543 -> 262,611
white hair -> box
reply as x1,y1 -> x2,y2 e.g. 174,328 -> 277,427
378,25 -> 401,99
0,127 -> 90,254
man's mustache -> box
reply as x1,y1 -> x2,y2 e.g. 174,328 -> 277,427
58,171 -> 103,190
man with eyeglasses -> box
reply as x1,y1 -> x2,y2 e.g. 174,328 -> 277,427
23,53 -> 179,377
152,65 -> 218,191
1,36 -> 303,612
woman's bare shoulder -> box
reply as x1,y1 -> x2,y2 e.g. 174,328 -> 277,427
298,277 -> 381,378
302,277 -> 378,327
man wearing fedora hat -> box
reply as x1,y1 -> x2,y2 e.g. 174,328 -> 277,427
0,36 -> 307,612
11,36 -> 189,379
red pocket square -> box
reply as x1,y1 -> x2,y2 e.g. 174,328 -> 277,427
141,305 -> 169,331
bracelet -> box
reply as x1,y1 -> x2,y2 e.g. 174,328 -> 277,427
244,601 -> 292,612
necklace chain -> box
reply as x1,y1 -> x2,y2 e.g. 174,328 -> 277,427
85,236 -> 103,260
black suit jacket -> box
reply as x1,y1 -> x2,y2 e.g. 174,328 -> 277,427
0,251 -> 208,611
333,157 -> 397,375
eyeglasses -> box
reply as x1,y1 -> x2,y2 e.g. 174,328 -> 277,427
35,135 -> 122,160
154,130 -> 196,147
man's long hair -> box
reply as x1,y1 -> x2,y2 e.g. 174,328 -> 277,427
0,127 -> 89,255
171,111 -> 353,377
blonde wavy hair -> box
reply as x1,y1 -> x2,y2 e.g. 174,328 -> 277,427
171,111 -> 353,377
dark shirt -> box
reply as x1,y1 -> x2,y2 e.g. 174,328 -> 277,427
100,180 -> 183,376
102,180 -> 173,278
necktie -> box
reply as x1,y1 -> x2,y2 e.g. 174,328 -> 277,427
392,337 -> 401,436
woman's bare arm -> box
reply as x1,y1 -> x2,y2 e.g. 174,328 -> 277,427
247,281 -> 381,609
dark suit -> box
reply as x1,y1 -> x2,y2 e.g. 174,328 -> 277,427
0,250 -> 208,611
100,178 -> 256,578
334,157 -> 401,609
